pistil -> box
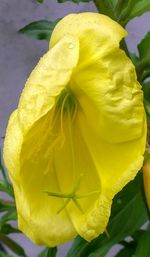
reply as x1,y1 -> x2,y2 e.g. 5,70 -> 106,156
45,174 -> 100,214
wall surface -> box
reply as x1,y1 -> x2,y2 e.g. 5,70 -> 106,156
0,1 -> 150,256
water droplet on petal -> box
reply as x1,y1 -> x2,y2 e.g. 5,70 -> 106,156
68,43 -> 74,49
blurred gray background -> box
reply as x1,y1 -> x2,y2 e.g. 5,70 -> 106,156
0,0 -> 150,256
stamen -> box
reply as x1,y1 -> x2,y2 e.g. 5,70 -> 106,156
67,106 -> 76,176
46,107 -> 65,153
50,87 -> 77,151
60,92 -> 69,137
71,100 -> 78,122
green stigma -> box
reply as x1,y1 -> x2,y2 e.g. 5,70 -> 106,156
45,174 -> 100,214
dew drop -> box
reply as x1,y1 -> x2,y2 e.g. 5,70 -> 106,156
68,43 -> 74,49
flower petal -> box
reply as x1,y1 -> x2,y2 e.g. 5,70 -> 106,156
47,13 -> 147,241
18,34 -> 79,132
50,13 -> 127,58
3,34 -> 80,246
75,111 -> 146,240
72,46 -> 145,143
52,113 -> 104,241
52,105 -> 146,241
62,35 -> 146,240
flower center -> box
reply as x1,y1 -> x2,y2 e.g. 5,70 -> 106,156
48,87 -> 78,152
44,88 -> 100,214
55,87 -> 77,118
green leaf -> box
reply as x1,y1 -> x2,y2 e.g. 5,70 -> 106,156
93,0 -> 150,27
118,0 -> 150,26
114,247 -> 135,257
19,20 -> 60,41
132,229 -> 146,242
57,0 -> 91,3
114,0 -> 128,17
0,150 -> 8,182
134,227 -> 150,257
129,53 -> 140,68
36,0 -> 45,3
0,235 -> 27,257
66,237 -> 89,257
144,98 -> 150,123
0,200 -> 17,232
93,0 -> 116,20
0,209 -> 17,229
0,200 -> 15,213
138,32 -> 150,64
39,247 -> 57,257
129,0 -> 150,21
110,0 -> 118,7
142,68 -> 150,81
0,252 -> 14,257
143,82 -> 150,99
67,174 -> 148,257
0,180 -> 14,198
135,33 -> 150,82
0,224 -> 19,235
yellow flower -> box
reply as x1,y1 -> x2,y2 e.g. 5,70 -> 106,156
4,13 -> 146,246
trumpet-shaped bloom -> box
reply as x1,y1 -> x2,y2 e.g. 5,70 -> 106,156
4,13 -> 146,246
